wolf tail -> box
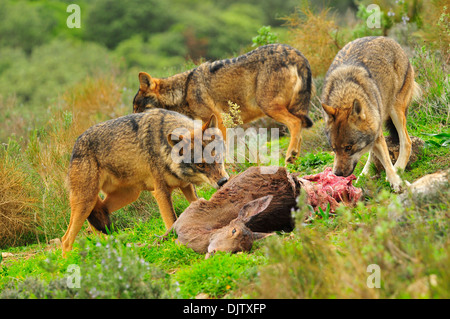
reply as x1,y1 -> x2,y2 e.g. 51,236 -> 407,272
87,203 -> 112,234
289,65 -> 314,128
411,81 -> 422,102
386,81 -> 422,144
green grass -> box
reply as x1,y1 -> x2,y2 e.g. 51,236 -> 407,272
1,8 -> 449,298
1,92 -> 449,298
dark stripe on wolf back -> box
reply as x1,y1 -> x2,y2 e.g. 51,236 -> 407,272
129,117 -> 139,133
183,68 -> 195,100
210,62 -> 224,73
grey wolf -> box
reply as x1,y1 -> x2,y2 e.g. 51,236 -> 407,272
61,108 -> 228,254
133,43 -> 314,164
321,36 -> 421,191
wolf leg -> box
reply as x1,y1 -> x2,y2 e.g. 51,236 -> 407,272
390,107 -> 412,171
357,152 -> 376,184
360,152 -> 374,176
62,191 -> 98,256
101,187 -> 141,213
153,183 -> 177,229
391,66 -> 415,170
372,135 -> 403,192
84,187 -> 142,234
263,104 -> 303,165
180,184 -> 198,203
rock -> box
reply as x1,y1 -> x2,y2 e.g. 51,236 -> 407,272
406,275 -> 438,298
373,136 -> 425,173
1,252 -> 13,258
398,169 -> 449,205
49,238 -> 62,247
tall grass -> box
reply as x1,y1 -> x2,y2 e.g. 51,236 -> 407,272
283,4 -> 346,77
0,150 -> 38,247
0,76 -> 126,248
251,189 -> 450,298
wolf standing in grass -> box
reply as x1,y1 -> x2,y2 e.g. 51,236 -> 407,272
61,109 -> 228,255
133,44 -> 313,164
321,36 -> 421,191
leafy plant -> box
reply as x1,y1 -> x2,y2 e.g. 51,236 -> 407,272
352,4 -> 393,38
252,26 -> 278,47
1,236 -> 171,299
288,151 -> 334,174
422,132 -> 450,148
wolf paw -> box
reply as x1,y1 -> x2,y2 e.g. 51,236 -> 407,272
285,151 -> 298,165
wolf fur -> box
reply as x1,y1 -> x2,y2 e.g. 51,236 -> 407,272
321,36 -> 421,191
133,43 -> 314,164
61,108 -> 228,254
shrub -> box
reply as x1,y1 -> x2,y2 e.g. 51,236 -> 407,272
0,144 -> 38,248
0,75 -> 126,248
1,236 -> 171,299
283,4 -> 346,77
250,189 -> 450,298
410,45 -> 449,128
252,26 -> 278,47
0,39 -> 117,142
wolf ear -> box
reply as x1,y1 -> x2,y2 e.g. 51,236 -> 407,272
351,99 -> 365,119
322,103 -> 336,119
167,134 -> 190,156
202,113 -> 218,131
167,134 -> 184,147
139,72 -> 156,92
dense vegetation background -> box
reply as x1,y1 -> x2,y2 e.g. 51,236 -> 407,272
0,0 -> 448,299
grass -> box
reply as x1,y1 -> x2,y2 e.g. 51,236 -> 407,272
0,69 -> 449,300
0,2 -> 449,299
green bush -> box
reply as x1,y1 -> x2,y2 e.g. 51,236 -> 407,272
252,26 -> 279,47
1,236 -> 171,299
0,39 -> 117,141
252,190 -> 450,298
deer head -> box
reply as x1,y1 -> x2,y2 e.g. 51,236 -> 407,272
205,195 -> 274,259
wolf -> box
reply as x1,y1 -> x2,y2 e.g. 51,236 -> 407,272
321,36 -> 421,191
61,108 -> 229,255
133,43 -> 314,164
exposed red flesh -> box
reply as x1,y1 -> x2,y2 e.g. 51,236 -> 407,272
298,167 -> 362,213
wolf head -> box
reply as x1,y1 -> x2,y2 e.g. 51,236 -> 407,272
322,99 -> 378,177
167,114 -> 229,189
133,72 -> 163,113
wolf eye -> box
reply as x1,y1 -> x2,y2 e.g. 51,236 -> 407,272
345,145 -> 353,152
197,163 -> 206,169
231,228 -> 236,235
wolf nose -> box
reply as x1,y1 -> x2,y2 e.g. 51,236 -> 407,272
333,169 -> 344,176
217,177 -> 228,187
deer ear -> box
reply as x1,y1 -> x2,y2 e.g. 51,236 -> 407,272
322,103 -> 336,119
139,72 -> 157,92
252,232 -> 273,241
238,195 -> 273,223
